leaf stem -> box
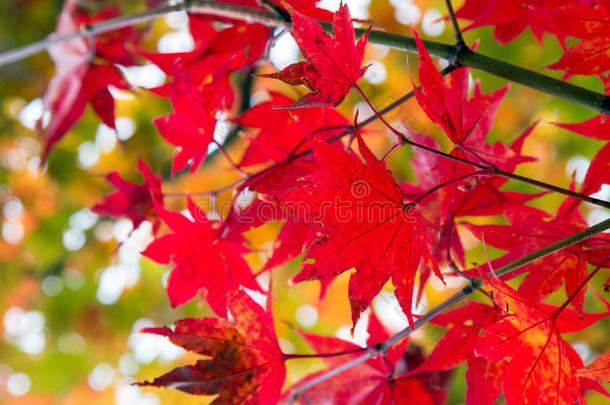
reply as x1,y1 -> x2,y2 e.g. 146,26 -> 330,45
412,168 -> 492,203
442,0 -> 464,45
552,255 -> 610,317
283,347 -> 366,360
354,84 -> 404,140
162,177 -> 244,198
288,217 -> 610,401
212,140 -> 249,177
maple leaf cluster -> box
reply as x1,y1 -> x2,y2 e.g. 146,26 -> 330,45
457,1 -> 610,168
32,0 -> 610,404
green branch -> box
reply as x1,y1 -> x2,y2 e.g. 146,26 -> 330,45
355,29 -> 610,115
1,1 -> 608,114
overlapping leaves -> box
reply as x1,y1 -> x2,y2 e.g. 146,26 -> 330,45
36,1 -> 610,404
278,132 -> 441,328
38,0 -> 137,161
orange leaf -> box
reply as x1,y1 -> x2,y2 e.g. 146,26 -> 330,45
137,289 -> 286,404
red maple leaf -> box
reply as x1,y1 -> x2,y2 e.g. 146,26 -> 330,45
284,313 -> 449,405
578,351 -> 610,383
409,301 -> 500,372
242,155 -> 320,196
403,301 -> 506,405
258,4 -> 368,107
412,29 -> 511,152
137,289 -> 286,404
92,159 -> 164,233
38,0 -> 136,161
143,16 -> 268,174
405,287 -> 610,405
260,218 -> 312,271
152,73 -> 223,175
401,128 -> 539,270
237,92 -> 349,195
475,276 -> 609,405
410,29 -> 539,248
554,96 -> 610,142
404,27 -> 539,273
463,201 -> 610,315
238,97 -> 348,272
141,16 -> 267,101
456,0 -> 576,44
141,198 -> 261,316
274,0 -> 334,21
578,142 -> 610,197
545,2 -> 610,74
554,116 -> 610,141
278,133 -> 441,328
553,77 -> 610,199
237,92 -> 349,167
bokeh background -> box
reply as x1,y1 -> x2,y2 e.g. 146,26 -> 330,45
0,0 -> 608,404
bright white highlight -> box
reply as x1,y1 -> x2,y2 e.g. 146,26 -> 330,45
364,61 -> 387,85
269,31 -> 299,71
128,318 -> 185,365
395,3 -> 421,25
88,363 -> 115,391
77,141 -> 100,168
422,8 -> 445,37
335,312 -> 369,347
3,308 -> 46,355
96,221 -> 153,305
114,117 -> 136,141
565,154 -> 590,183
295,304 -> 319,328
119,64 -> 166,89
7,373 -> 30,396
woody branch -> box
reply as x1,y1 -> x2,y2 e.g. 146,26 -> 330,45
0,0 -> 609,114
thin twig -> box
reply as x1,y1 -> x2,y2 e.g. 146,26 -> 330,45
354,82 -> 610,209
413,169 -> 492,203
0,1 -> 287,67
442,0 -> 464,45
212,140 -> 249,177
162,177 -> 243,198
449,260 -> 472,282
0,3 -> 183,66
493,168 -> 610,208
